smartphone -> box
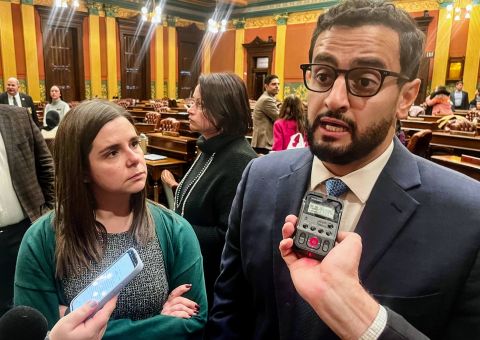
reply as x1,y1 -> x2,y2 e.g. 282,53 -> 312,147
293,191 -> 344,260
69,247 -> 144,313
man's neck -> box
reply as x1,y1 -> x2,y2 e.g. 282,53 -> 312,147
321,136 -> 394,177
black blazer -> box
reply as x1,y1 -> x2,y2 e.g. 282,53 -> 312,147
208,139 -> 480,340
450,91 -> 469,110
0,92 -> 39,127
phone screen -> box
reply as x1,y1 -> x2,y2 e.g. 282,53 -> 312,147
70,251 -> 136,311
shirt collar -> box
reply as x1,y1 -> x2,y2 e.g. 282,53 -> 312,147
310,140 -> 394,203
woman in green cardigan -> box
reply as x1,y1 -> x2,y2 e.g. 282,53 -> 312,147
14,100 -> 207,339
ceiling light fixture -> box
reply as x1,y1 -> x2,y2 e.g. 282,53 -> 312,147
446,1 -> 473,21
207,18 -> 227,33
54,0 -> 79,8
141,0 -> 163,24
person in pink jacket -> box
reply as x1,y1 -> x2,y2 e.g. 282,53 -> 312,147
272,95 -> 308,151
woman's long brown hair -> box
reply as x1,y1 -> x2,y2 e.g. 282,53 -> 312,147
53,100 -> 153,278
279,94 -> 307,134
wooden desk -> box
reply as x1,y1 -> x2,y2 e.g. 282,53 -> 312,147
147,133 -> 197,162
401,119 -> 438,131
431,155 -> 480,181
160,112 -> 189,120
146,157 -> 186,202
431,131 -> 480,153
134,123 -> 156,134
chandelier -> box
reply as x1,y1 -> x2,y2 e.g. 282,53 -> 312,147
54,0 -> 79,8
207,18 -> 227,33
141,0 -> 163,24
446,1 -> 473,21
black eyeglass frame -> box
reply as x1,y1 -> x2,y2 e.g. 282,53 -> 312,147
300,63 -> 411,97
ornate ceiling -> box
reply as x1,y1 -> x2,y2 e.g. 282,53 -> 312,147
99,0 -> 336,21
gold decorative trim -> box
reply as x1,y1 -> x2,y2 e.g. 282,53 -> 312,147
245,16 -> 276,29
287,10 -> 324,24
394,0 -> 439,12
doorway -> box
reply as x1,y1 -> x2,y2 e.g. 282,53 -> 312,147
38,7 -> 86,102
243,36 -> 275,99
118,18 -> 151,100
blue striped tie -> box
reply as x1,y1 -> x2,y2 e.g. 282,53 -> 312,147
325,178 -> 348,197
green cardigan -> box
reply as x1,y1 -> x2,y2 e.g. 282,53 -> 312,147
14,202 -> 207,339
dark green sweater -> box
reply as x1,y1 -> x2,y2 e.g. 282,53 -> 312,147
174,134 -> 257,307
14,203 -> 207,339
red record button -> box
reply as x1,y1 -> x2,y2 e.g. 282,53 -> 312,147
307,236 -> 320,249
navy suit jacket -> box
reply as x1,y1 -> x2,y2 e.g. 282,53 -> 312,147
0,92 -> 40,127
208,139 -> 480,339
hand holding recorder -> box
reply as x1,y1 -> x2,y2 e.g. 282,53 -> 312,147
279,215 -> 379,339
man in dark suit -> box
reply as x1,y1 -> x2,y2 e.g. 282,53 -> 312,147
0,104 -> 54,316
207,1 -> 480,339
450,80 -> 469,110
0,77 -> 40,127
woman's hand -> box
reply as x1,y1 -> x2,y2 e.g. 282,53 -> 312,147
161,170 -> 179,189
161,284 -> 199,318
50,297 -> 117,340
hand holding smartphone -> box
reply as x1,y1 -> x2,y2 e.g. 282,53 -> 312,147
68,248 -> 144,314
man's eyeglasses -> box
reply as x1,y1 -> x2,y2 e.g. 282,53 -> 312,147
300,63 -> 411,97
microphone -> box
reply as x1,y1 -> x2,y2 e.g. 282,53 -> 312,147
0,306 -> 48,340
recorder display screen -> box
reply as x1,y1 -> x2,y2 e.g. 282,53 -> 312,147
307,202 -> 335,220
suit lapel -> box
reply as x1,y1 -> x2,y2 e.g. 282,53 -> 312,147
355,140 -> 422,280
19,94 -> 26,108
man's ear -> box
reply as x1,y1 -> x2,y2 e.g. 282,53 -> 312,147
396,78 -> 421,119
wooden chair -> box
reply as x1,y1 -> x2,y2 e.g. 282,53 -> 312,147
156,117 -> 181,137
407,129 -> 432,158
145,112 -> 160,125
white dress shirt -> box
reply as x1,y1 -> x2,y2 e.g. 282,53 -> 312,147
309,141 -> 394,232
0,131 -> 26,227
7,93 -> 22,107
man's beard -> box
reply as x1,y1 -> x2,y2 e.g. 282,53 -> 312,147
307,110 -> 394,165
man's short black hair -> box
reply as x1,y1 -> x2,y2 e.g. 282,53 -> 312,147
309,0 -> 425,80
264,74 -> 279,85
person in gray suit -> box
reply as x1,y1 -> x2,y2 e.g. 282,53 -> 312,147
251,75 -> 280,154
0,104 -> 54,315
207,1 -> 480,339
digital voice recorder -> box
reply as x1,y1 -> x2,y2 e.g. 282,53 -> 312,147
293,191 -> 344,260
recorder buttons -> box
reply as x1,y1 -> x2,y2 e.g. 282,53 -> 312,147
322,241 -> 330,252
307,236 -> 320,249
298,232 -> 306,244
326,231 -> 332,236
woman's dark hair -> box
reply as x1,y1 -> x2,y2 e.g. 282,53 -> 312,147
50,85 -> 62,100
197,73 -> 252,137
309,0 -> 425,80
279,95 -> 307,134
43,110 -> 60,131
53,99 -> 153,278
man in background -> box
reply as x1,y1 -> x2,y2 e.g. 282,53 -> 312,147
450,80 -> 469,110
0,105 -> 54,316
251,75 -> 280,154
0,77 -> 40,127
